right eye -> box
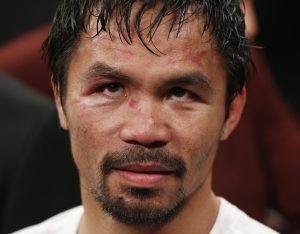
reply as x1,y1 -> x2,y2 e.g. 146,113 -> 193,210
96,83 -> 125,98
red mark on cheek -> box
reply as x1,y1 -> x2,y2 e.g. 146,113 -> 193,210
128,99 -> 139,109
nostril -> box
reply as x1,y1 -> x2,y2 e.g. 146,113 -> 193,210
148,141 -> 167,148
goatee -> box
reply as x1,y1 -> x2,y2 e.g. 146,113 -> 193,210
91,147 -> 187,227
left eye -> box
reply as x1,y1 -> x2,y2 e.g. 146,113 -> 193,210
168,87 -> 196,101
96,83 -> 124,97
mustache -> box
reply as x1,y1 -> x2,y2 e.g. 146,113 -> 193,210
101,147 -> 186,179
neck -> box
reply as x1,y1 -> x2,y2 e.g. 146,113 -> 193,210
78,175 -> 219,234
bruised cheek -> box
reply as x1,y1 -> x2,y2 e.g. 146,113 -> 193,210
67,100 -> 124,159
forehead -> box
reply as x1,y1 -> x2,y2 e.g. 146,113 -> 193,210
78,15 -> 218,64
67,8 -> 225,85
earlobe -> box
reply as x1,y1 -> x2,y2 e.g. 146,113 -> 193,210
52,77 -> 69,130
220,87 -> 247,140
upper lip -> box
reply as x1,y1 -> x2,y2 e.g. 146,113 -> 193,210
114,164 -> 174,174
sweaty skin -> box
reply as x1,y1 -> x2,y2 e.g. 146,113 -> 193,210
54,10 -> 246,234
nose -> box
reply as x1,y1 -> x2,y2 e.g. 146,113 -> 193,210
119,101 -> 171,148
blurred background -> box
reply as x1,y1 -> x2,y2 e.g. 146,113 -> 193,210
255,0 -> 300,118
0,1 -> 59,45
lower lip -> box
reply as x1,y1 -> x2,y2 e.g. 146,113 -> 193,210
115,170 -> 170,187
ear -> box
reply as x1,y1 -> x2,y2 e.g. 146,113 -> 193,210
243,0 -> 259,40
52,78 -> 69,130
220,87 -> 247,140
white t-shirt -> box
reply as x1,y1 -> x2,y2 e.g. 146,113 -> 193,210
210,198 -> 278,234
12,198 -> 278,234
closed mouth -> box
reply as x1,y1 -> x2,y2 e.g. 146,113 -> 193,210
114,164 -> 175,174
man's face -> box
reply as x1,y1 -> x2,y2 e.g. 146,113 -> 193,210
55,13 -> 245,227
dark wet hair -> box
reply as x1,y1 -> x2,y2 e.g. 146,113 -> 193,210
43,0 -> 250,106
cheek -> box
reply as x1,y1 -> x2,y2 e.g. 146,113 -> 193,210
181,129 -> 219,196
171,105 -> 224,151
170,107 -> 224,193
68,114 -> 101,184
66,102 -> 118,184
183,121 -> 220,173
67,99 -> 122,152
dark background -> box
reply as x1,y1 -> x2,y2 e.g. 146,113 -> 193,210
255,0 -> 300,117
0,0 -> 299,117
0,1 -> 59,45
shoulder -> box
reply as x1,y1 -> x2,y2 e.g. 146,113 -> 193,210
12,206 -> 83,234
0,72 -> 55,142
0,72 -> 56,181
0,72 -> 57,183
211,197 -> 279,234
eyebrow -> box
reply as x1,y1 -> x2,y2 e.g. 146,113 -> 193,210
162,73 -> 213,95
83,62 -> 213,94
83,62 -> 131,82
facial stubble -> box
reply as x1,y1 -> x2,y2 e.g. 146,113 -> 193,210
91,147 -> 187,227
